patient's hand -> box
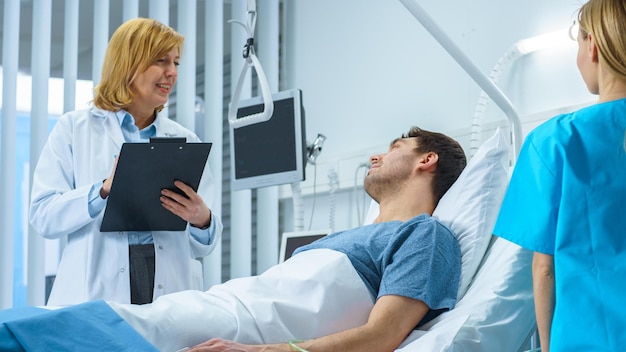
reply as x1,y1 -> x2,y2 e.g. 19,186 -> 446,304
188,338 -> 273,352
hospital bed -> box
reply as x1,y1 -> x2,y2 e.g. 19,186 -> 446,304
114,128 -> 536,352
0,128 -> 535,352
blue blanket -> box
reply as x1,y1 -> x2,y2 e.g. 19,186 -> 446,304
0,300 -> 157,351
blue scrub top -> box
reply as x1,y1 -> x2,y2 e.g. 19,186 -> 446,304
494,98 -> 626,351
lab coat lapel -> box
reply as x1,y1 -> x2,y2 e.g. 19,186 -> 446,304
154,112 -> 179,138
95,108 -> 125,148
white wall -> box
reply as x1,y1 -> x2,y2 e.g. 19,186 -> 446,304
278,0 -> 596,233
288,0 -> 593,156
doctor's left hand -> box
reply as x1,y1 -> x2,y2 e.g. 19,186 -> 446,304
161,180 -> 212,229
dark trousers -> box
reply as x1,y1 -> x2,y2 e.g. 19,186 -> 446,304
129,244 -> 155,305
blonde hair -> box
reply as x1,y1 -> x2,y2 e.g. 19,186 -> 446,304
93,18 -> 184,112
578,0 -> 626,81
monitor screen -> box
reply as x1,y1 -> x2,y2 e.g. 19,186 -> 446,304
229,89 -> 306,191
279,229 -> 330,263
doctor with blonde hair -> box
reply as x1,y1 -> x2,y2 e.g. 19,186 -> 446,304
29,18 -> 222,306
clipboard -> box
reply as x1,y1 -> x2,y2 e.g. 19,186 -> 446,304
100,140 -> 212,232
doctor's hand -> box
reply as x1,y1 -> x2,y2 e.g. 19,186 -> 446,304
161,180 -> 212,229
100,154 -> 120,199
188,338 -> 271,352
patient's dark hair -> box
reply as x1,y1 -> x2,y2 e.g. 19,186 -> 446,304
404,126 -> 467,204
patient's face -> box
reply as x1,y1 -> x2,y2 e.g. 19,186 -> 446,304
364,137 -> 420,198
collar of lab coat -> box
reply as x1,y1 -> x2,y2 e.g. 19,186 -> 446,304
91,106 -> 182,149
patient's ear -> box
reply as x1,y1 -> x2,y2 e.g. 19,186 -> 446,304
417,152 -> 438,173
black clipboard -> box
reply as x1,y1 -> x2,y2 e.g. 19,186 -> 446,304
100,140 -> 212,232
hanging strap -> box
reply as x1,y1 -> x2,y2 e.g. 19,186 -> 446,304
228,0 -> 274,129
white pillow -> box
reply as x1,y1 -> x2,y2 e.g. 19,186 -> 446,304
432,128 -> 509,301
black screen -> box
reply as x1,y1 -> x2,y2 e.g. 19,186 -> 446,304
234,96 -> 302,179
284,234 -> 327,261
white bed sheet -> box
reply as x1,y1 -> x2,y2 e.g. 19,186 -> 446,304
109,249 -> 373,351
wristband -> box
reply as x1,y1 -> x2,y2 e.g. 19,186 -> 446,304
289,340 -> 309,352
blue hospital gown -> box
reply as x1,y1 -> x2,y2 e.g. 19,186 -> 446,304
295,213 -> 461,326
493,98 -> 626,351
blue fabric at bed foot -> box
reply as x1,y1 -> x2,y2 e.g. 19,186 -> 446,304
0,300 -> 158,351
0,305 -> 47,351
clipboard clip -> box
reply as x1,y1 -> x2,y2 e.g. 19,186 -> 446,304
149,137 -> 187,143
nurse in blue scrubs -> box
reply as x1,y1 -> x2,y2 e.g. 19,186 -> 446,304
493,0 -> 626,351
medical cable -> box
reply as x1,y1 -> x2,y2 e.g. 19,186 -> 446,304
354,162 -> 370,226
327,168 -> 339,233
307,163 -> 319,231
291,182 -> 305,232
305,134 -> 325,231
469,45 -> 521,158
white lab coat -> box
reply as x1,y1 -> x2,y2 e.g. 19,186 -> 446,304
29,107 -> 223,306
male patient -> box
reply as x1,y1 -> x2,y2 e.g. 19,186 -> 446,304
2,126 -> 466,352
113,127 -> 466,351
